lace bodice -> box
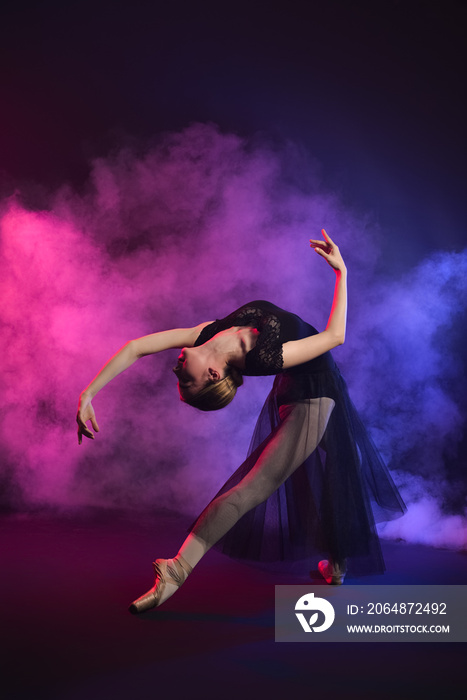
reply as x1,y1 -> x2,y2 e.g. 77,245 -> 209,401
240,305 -> 283,375
194,300 -> 321,376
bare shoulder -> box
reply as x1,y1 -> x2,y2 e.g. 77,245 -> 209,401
187,321 -> 213,346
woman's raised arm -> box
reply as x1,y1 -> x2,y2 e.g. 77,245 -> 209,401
76,322 -> 211,444
282,230 -> 347,369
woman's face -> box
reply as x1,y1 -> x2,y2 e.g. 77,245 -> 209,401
173,347 -> 212,399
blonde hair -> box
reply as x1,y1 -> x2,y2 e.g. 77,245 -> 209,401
182,366 -> 243,411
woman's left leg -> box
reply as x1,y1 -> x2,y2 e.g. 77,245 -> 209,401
182,398 -> 336,560
130,398 -> 335,612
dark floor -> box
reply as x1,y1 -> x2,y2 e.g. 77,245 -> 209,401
1,509 -> 466,700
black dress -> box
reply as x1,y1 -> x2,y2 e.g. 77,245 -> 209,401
191,301 -> 406,576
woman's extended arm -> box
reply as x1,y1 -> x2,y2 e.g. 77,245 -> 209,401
76,322 -> 210,444
281,230 -> 347,369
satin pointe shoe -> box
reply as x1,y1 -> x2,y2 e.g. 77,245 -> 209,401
318,559 -> 347,585
128,555 -> 193,614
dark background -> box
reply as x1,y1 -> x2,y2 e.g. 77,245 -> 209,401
1,0 -> 465,270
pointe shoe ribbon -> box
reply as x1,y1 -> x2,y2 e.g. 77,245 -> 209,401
129,555 -> 193,614
318,559 -> 347,585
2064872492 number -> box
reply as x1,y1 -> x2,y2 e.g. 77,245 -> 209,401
366,602 -> 447,615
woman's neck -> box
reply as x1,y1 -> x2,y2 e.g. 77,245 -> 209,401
212,326 -> 259,370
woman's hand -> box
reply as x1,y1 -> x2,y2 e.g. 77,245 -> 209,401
76,392 -> 100,445
310,229 -> 346,273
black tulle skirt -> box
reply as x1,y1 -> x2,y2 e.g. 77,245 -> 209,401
191,360 -> 406,577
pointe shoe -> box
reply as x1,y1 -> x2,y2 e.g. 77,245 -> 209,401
318,559 -> 347,585
128,555 -> 193,614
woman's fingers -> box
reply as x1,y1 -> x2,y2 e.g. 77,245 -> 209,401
321,228 -> 336,246
310,229 -> 337,254
310,240 -> 332,253
78,428 -> 92,445
78,427 -> 95,443
314,246 -> 329,259
76,412 -> 96,444
310,230 -> 345,271
76,395 -> 99,444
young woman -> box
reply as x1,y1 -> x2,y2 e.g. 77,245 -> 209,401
76,230 -> 406,613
